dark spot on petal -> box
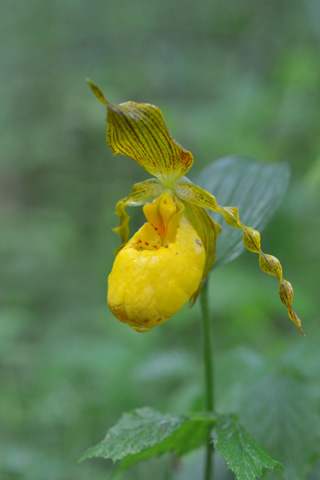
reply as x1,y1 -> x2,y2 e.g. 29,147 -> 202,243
145,242 -> 149,246
195,239 -> 202,246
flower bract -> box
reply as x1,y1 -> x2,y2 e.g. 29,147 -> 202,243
87,79 -> 304,335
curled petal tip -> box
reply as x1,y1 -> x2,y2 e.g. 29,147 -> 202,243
86,79 -> 108,106
290,308 -> 305,336
296,323 -> 305,336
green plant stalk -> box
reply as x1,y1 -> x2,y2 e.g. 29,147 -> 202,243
200,279 -> 214,480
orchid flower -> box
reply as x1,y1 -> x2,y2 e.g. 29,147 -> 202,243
87,80 -> 303,335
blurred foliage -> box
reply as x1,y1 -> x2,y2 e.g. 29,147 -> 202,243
0,0 -> 320,479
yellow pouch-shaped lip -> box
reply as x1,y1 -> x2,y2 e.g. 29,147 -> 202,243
107,194 -> 205,332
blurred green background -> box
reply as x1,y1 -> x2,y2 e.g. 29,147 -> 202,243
1,1 -> 320,479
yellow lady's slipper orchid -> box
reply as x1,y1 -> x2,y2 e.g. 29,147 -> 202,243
87,79 -> 304,335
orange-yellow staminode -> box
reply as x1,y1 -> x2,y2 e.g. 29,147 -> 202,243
87,79 -> 303,335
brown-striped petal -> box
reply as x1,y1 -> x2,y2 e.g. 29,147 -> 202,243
87,80 -> 194,182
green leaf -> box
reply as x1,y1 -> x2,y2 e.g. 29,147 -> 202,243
212,414 -> 282,480
194,156 -> 290,268
80,407 -> 216,474
239,374 -> 320,480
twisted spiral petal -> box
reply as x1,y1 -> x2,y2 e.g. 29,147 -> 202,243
175,180 -> 304,335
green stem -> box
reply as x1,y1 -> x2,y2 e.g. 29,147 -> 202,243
200,279 -> 214,480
